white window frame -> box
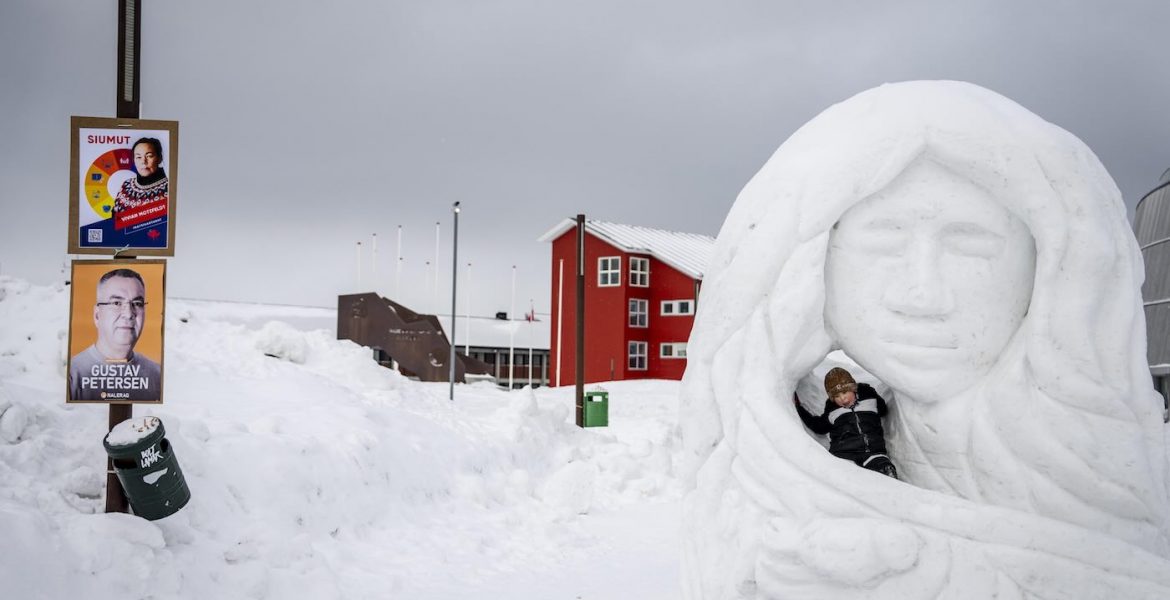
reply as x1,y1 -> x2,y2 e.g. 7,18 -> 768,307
629,298 -> 648,328
661,299 -> 695,316
661,342 -> 688,359
598,256 -> 621,287
630,257 -> 650,287
628,341 -> 648,370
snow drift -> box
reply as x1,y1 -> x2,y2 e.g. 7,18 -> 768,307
0,278 -> 683,599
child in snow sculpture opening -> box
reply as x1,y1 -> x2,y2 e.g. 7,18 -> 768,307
794,368 -> 898,479
679,81 -> 1170,599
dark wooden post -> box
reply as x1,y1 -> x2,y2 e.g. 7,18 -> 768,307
575,214 -> 585,427
116,0 -> 142,120
106,0 -> 143,515
106,403 -> 132,513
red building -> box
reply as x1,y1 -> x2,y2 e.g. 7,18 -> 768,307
538,219 -> 714,386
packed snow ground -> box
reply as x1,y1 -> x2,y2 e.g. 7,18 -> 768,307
0,277 -> 683,599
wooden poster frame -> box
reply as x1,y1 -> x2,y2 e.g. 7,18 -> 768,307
68,116 -> 179,256
66,259 -> 167,405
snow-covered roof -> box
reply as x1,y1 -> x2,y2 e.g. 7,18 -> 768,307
445,313 -> 549,351
537,218 -> 715,280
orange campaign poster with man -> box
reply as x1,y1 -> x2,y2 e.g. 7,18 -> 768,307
68,116 -> 178,256
67,260 -> 166,404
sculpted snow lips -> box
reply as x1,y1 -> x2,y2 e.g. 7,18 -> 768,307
680,81 -> 1170,600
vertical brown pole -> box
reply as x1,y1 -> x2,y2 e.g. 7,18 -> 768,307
575,214 -> 585,427
106,403 -> 133,513
116,0 -> 142,120
106,0 -> 142,515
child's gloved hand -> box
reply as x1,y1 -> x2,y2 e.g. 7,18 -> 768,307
857,383 -> 878,400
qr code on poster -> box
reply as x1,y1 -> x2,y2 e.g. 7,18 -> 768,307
87,229 -> 102,243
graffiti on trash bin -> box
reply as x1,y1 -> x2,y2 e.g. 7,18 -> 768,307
141,445 -> 162,468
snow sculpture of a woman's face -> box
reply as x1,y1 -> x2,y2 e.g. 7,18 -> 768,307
680,81 -> 1170,600
825,159 -> 1036,401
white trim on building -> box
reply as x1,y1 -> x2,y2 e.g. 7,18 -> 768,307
661,299 -> 694,316
628,341 -> 648,370
599,256 -> 621,286
630,256 -> 650,287
629,298 -> 648,327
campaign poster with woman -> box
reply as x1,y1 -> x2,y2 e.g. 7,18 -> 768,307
68,116 -> 179,256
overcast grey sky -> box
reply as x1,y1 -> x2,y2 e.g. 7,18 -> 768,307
2,1 -> 1168,317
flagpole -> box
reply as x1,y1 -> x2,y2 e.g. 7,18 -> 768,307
464,262 -> 471,355
449,202 -> 460,401
528,299 -> 534,387
509,265 -> 516,389
395,225 -> 402,299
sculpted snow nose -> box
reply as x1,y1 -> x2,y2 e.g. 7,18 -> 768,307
881,239 -> 954,318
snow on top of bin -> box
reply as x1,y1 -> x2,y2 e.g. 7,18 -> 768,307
106,416 -> 161,446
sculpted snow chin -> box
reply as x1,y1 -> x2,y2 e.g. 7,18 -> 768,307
680,81 -> 1170,599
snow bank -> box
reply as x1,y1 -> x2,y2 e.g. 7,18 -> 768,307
0,277 -> 684,599
681,81 -> 1170,599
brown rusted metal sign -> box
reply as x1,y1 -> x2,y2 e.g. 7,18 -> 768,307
337,293 -> 492,382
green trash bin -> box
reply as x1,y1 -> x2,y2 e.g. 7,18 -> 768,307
583,390 -> 609,427
103,416 -> 191,521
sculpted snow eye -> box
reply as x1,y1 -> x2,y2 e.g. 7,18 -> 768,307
846,222 -> 909,255
938,223 -> 1005,258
